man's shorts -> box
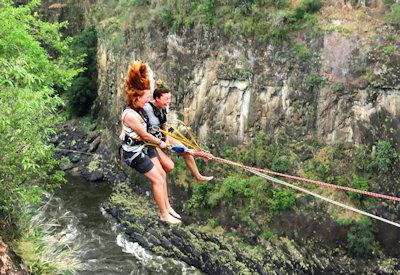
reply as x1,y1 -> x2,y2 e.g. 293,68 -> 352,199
122,147 -> 159,174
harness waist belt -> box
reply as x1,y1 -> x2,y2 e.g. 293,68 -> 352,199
124,136 -> 144,146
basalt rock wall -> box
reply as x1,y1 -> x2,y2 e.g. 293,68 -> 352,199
93,10 -> 400,158
41,0 -> 400,153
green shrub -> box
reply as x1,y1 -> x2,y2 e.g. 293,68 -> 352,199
329,141 -> 346,159
331,82 -> 345,93
66,27 -> 98,117
191,171 -> 296,226
159,5 -> 173,28
294,0 -> 322,20
271,155 -> 292,173
184,182 -> 216,213
374,140 -> 397,174
237,133 -> 269,167
293,42 -> 313,60
335,175 -> 348,186
196,0 -> 217,27
388,3 -> 400,28
348,177 -> 369,204
272,0 -> 290,9
347,218 -> 375,257
130,0 -> 325,42
354,145 -> 374,174
304,143 -> 345,182
67,77 -> 96,116
267,188 -> 296,211
208,175 -> 252,206
306,74 -> 324,87
304,158 -> 334,182
262,228 -> 274,240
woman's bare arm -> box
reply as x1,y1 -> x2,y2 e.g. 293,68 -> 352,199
124,113 -> 166,147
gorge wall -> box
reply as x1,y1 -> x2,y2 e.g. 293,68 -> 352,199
41,0 -> 400,153
92,3 -> 400,155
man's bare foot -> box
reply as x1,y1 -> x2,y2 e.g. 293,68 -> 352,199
167,207 -> 182,219
195,175 -> 214,182
160,213 -> 181,224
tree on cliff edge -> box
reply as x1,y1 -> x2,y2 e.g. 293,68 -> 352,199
0,0 -> 80,234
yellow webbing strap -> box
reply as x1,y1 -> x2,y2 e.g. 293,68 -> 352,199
176,119 -> 202,150
159,129 -> 198,150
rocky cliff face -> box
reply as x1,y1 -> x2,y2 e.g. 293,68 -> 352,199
42,0 -> 400,152
88,5 -> 400,157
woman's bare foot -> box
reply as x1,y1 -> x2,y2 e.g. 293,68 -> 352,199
160,213 -> 181,224
167,207 -> 182,219
195,175 -> 214,182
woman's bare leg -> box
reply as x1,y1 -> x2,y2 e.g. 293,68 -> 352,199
144,166 -> 180,224
151,157 -> 181,219
155,147 -> 174,173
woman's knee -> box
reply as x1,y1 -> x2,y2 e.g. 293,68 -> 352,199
163,160 -> 174,173
145,168 -> 164,184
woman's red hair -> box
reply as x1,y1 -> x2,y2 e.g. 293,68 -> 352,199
124,62 -> 150,108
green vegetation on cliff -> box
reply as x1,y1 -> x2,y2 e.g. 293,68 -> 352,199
0,0 -> 78,228
93,0 -> 323,54
0,0 -> 81,273
66,26 -> 98,117
171,133 -> 398,257
388,3 -> 400,28
156,0 -> 322,41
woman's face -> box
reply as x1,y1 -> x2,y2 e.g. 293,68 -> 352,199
134,89 -> 151,108
155,92 -> 171,109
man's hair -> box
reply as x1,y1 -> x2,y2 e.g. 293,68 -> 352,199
153,79 -> 170,99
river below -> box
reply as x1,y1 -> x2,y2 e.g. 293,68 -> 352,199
39,175 -> 202,275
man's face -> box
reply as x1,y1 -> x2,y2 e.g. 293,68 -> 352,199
156,93 -> 171,109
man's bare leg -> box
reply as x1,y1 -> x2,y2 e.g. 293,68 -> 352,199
181,153 -> 213,182
167,136 -> 213,182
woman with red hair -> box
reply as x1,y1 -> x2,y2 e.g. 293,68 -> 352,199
120,61 -> 181,224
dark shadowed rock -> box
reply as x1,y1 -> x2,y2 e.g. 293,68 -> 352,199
88,136 -> 101,152
89,170 -> 103,182
69,154 -> 80,163
86,131 -> 100,143
60,162 -> 74,171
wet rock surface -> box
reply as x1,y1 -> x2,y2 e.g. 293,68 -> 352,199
52,120 -> 127,183
102,182 -> 400,274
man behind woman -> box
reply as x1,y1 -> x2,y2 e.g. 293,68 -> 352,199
144,80 -> 213,182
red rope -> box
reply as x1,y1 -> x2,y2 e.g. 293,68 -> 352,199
192,151 -> 400,203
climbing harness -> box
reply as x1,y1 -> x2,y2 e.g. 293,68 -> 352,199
143,102 -> 168,141
120,108 -> 150,165
149,102 -> 167,125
